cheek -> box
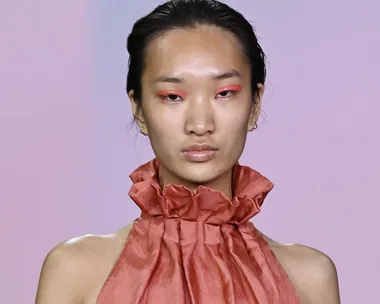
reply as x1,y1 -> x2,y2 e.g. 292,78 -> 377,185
147,112 -> 181,136
218,110 -> 250,151
219,106 -> 251,132
224,122 -> 248,145
143,101 -> 175,130
144,111 -> 181,150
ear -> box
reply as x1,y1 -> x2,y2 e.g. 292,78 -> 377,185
128,90 -> 148,135
247,83 -> 264,132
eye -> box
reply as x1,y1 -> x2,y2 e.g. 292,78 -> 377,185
215,84 -> 242,100
160,94 -> 183,103
156,89 -> 186,103
216,90 -> 236,99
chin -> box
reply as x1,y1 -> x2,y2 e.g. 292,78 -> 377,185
178,160 -> 227,185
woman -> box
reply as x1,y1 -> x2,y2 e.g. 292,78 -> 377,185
36,0 -> 340,303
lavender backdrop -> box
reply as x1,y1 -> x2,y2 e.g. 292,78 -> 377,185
1,1 -> 379,303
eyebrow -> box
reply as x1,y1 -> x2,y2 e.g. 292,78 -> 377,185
153,69 -> 242,84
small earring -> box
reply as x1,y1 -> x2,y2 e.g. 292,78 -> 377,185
139,125 -> 146,135
248,121 -> 257,131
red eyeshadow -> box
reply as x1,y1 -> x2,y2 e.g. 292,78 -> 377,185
216,84 -> 242,94
156,90 -> 187,98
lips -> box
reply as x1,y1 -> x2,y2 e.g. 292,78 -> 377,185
182,144 -> 218,162
182,144 -> 218,152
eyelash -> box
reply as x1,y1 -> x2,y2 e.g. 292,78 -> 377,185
160,94 -> 183,103
159,90 -> 238,103
216,90 -> 237,99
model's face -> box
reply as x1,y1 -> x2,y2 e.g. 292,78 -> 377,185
130,26 -> 262,190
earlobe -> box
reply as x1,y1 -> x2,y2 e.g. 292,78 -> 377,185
247,106 -> 257,132
139,125 -> 148,136
247,120 -> 257,132
247,117 -> 258,132
128,90 -> 148,136
247,84 -> 264,132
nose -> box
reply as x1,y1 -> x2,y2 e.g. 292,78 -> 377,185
184,96 -> 216,136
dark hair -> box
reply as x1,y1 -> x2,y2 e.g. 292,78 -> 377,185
127,0 -> 266,111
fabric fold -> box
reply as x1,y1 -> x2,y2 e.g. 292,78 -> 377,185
96,158 -> 300,303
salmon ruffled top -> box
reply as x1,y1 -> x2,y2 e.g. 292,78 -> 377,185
96,159 -> 300,304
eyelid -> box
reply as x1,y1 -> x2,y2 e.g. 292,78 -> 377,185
156,90 -> 186,103
156,90 -> 187,98
216,84 -> 242,94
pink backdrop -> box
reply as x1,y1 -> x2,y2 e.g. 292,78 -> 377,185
1,1 -> 379,303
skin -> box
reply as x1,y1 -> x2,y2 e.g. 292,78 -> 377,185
132,26 -> 259,197
36,26 -> 340,304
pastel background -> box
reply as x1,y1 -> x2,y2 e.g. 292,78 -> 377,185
1,0 -> 379,303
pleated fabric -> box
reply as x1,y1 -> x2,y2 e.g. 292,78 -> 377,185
96,159 -> 300,304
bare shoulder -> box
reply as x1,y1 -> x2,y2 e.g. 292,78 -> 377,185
36,224 -> 133,304
260,232 -> 340,304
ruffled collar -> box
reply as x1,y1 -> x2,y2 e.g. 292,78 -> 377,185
128,158 -> 274,225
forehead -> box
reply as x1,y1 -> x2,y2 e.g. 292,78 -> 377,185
143,26 -> 249,80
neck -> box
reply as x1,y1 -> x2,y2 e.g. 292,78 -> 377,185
158,165 -> 234,199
